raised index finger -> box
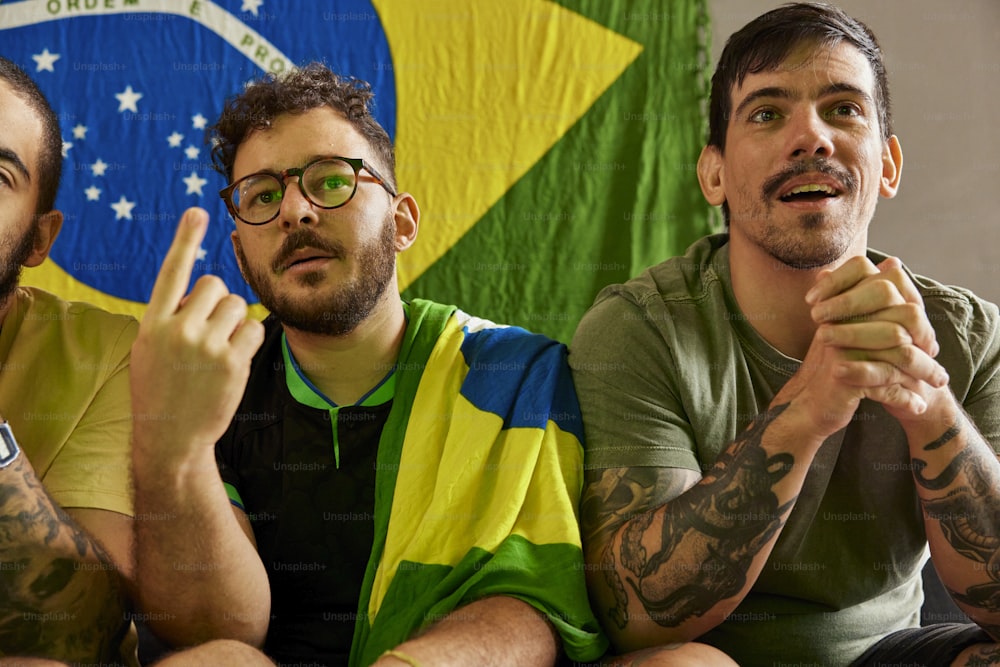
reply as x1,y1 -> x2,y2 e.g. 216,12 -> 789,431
145,207 -> 210,319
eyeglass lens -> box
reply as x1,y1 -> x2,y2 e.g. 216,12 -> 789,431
231,158 -> 358,224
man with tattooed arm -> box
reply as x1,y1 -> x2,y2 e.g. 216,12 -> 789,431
570,3 -> 1000,666
0,57 -> 137,664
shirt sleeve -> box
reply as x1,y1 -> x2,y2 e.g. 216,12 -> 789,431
957,292 -> 1000,450
570,288 -> 702,472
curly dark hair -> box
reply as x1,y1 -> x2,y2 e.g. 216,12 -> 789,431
0,56 -> 63,214
210,62 -> 395,191
708,2 -> 892,152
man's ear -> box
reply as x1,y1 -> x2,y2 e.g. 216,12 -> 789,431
697,145 -> 726,206
393,192 -> 419,252
880,135 -> 903,199
23,210 -> 63,267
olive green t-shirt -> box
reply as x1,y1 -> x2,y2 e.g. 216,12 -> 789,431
570,234 -> 1000,666
0,286 -> 137,515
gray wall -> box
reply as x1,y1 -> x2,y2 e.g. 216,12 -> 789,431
708,0 -> 1000,305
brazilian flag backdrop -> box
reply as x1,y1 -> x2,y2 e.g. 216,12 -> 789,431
2,0 -> 714,343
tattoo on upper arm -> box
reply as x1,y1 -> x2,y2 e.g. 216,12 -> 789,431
914,424 -> 1000,616
587,404 -> 797,630
581,467 -> 692,548
0,458 -> 125,660
582,466 -> 690,630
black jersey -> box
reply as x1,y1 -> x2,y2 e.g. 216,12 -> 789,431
217,318 -> 392,666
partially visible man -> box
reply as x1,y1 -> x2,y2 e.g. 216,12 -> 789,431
0,57 -> 137,664
571,3 -> 1000,666
129,63 -> 607,666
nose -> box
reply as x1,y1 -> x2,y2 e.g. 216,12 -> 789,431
787,108 -> 835,160
276,176 -> 319,230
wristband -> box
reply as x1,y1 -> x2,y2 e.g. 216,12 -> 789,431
380,649 -> 423,667
0,422 -> 20,468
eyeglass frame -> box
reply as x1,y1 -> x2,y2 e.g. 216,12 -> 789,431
218,156 -> 398,226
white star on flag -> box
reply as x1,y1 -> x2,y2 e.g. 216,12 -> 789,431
32,49 -> 60,72
242,0 -> 264,17
167,132 -> 184,148
61,141 -> 72,158
184,145 -> 200,160
115,85 -> 143,113
110,195 -> 136,220
197,247 -> 208,261
183,172 -> 209,195
192,114 -> 208,130
85,186 -> 102,201
91,159 -> 108,177
72,125 -> 88,140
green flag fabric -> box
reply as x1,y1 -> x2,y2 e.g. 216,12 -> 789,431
6,0 -> 711,345
399,0 -> 715,343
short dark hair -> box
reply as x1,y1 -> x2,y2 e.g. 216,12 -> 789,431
708,2 -> 892,152
0,56 -> 63,214
210,62 -> 395,191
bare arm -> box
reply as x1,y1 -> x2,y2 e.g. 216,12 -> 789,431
132,447 -> 270,647
581,402 -> 821,649
130,209 -> 268,647
0,451 -> 127,662
896,398 -> 1000,639
372,596 -> 558,667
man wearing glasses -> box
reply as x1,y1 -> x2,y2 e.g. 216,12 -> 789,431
129,63 -> 606,667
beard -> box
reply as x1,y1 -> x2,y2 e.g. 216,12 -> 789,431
235,214 -> 397,336
757,212 -> 852,269
751,159 -> 861,270
0,223 -> 38,306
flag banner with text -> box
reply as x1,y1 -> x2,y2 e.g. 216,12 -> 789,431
2,0 -> 713,342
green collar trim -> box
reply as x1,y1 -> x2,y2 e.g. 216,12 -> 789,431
280,304 -> 409,470
282,334 -> 397,410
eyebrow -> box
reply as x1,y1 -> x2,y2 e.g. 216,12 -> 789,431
244,154 -> 338,178
0,146 -> 31,183
733,82 -> 875,120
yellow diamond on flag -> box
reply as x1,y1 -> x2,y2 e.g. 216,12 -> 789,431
377,0 -> 643,289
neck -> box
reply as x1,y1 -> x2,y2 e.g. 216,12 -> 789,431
727,231 -> 868,360
282,288 -> 407,406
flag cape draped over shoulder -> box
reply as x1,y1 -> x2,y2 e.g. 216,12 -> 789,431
351,298 -> 606,665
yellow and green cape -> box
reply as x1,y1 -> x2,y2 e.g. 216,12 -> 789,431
350,299 -> 607,665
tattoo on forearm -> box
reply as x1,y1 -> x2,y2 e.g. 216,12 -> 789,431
913,425 -> 967,491
914,423 -> 1000,616
584,404 -> 797,630
963,644 -> 1000,666
0,458 -> 126,660
923,425 -> 962,452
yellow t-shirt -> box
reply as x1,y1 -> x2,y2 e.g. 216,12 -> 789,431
0,286 -> 137,515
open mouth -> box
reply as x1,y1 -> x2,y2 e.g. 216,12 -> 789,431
779,183 -> 839,203
779,183 -> 840,202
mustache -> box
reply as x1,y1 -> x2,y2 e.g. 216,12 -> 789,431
761,159 -> 857,200
271,229 -> 345,272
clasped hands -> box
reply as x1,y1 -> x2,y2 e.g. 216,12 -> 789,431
777,255 -> 951,438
